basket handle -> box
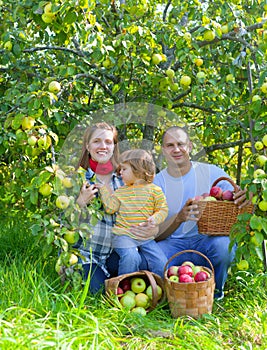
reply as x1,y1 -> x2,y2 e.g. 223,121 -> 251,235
139,270 -> 158,309
211,176 -> 239,193
163,249 -> 215,276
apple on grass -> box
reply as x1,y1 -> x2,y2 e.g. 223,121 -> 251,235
131,306 -> 147,316
131,277 -> 146,293
119,294 -> 136,310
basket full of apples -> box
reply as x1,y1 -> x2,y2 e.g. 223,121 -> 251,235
192,176 -> 254,236
105,270 -> 165,315
164,250 -> 215,319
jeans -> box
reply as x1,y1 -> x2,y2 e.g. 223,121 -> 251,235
115,240 -> 167,278
157,234 -> 236,297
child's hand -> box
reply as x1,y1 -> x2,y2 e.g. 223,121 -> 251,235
147,216 -> 156,225
93,183 -> 104,189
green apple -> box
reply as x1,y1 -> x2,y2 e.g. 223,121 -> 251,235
252,95 -> 261,102
42,13 -> 55,23
131,277 -> 146,293
257,155 -> 267,166
131,306 -> 147,316
192,265 -> 202,276
21,116 -> 35,130
120,294 -> 136,310
170,82 -> 179,91
135,293 -> 150,308
124,290 -> 136,298
4,40 -> 12,51
259,200 -> 267,211
39,183 -> 53,197
261,82 -> 267,94
64,231 -> 79,244
48,80 -> 61,93
166,68 -> 175,79
203,196 -> 217,201
195,58 -> 203,67
56,195 -> 70,209
181,261 -> 195,268
69,253 -> 78,266
203,30 -> 215,41
196,71 -> 206,80
236,260 -> 249,271
262,134 -> 267,147
169,275 -> 179,282
62,177 -> 73,188
102,58 -> 112,68
253,169 -> 265,178
27,135 -> 38,146
44,2 -> 52,14
226,74 -> 234,82
221,24 -> 229,34
183,32 -> 191,41
255,141 -> 264,151
152,53 -> 162,65
145,285 -> 162,301
180,75 -> 191,87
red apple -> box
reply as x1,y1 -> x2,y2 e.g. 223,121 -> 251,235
210,186 -> 223,199
116,287 -> 124,296
193,195 -> 203,201
194,271 -> 209,282
120,279 -> 131,292
179,274 -> 194,283
178,265 -> 193,277
167,266 -> 179,277
201,192 -> 210,198
222,190 -> 234,201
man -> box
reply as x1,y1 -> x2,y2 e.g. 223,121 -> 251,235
154,126 -> 248,299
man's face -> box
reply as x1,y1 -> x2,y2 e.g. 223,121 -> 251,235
162,128 -> 192,167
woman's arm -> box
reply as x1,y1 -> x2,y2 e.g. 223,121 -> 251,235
76,183 -> 98,208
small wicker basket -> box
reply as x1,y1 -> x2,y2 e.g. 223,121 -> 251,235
164,250 -> 215,319
193,177 -> 254,236
105,270 -> 165,312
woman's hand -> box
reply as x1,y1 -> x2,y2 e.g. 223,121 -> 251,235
76,183 -> 98,208
129,221 -> 159,240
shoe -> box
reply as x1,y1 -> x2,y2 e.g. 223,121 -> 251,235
214,291 -> 224,301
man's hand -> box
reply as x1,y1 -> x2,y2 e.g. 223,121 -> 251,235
233,187 -> 252,209
178,199 -> 201,222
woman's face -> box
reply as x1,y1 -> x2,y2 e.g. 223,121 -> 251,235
87,128 -> 115,164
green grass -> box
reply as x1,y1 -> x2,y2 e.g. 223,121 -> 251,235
0,213 -> 266,349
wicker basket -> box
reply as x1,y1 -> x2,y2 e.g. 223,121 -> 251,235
105,270 -> 165,312
193,176 -> 254,236
164,250 -> 215,319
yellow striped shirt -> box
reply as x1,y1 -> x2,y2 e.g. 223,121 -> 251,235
99,183 -> 168,237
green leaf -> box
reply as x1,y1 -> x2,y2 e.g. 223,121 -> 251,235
250,215 -> 262,231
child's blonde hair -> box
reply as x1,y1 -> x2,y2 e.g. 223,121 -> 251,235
119,149 -> 155,183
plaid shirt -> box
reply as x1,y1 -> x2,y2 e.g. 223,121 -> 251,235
77,168 -> 123,276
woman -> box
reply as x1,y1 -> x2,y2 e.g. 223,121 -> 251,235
75,122 -> 156,293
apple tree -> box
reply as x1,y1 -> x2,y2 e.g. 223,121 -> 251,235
0,0 -> 266,283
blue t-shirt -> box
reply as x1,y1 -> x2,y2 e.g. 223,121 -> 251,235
153,161 -> 233,238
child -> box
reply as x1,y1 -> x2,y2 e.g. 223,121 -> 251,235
97,149 -> 168,278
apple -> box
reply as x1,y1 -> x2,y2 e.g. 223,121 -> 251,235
44,2 -> 52,14
166,68 -> 175,79
222,190 -> 234,201
124,290 -> 136,298
203,196 -> 217,201
261,82 -> 267,94
56,195 -> 70,209
193,195 -> 203,201
152,53 -> 162,65
62,177 -> 73,188
183,32 -> 192,41
262,134 -> 267,147
196,71 -> 206,80
69,253 -> 78,266
22,116 -> 35,130
170,83 -> 179,92
195,58 -> 203,67
39,183 -> 53,197
192,265 -> 202,276
135,293 -> 150,308
179,274 -> 194,283
194,271 -> 209,282
131,306 -> 147,316
236,259 -> 249,271
181,261 -> 195,268
221,24 -> 229,34
145,285 -> 162,301
48,80 -> 61,93
42,13 -> 55,23
253,169 -> 265,178
259,200 -> 267,211
226,74 -> 234,82
120,279 -> 131,292
178,265 -> 193,277
203,30 -> 215,41
255,141 -> 264,151
116,287 -> 124,296
64,231 -> 79,244
169,275 -> 179,282
210,186 -> 223,199
252,95 -> 261,102
4,41 -> 13,51
201,192 -> 210,198
131,277 -> 146,293
102,58 -> 112,68
180,75 -> 191,87
27,135 -> 38,146
120,294 -> 136,310
257,155 -> 267,167
167,265 -> 179,277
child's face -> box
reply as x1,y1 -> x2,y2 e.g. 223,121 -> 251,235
119,162 -> 137,185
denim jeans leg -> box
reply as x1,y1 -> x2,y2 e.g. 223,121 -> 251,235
114,247 -> 142,275
139,240 -> 168,278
